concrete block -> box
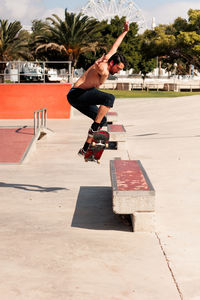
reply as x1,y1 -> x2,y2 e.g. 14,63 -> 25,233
112,191 -> 155,214
116,82 -> 131,90
107,111 -> 118,124
116,141 -> 126,151
107,124 -> 126,142
131,212 -> 155,232
110,160 -> 155,214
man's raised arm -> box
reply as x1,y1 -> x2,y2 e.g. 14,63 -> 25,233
104,21 -> 129,61
94,21 -> 129,75
95,21 -> 129,68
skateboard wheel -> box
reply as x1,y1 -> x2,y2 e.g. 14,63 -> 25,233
105,143 -> 109,148
97,160 -> 100,164
92,141 -> 96,147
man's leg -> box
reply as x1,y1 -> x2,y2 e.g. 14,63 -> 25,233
85,105 -> 110,144
95,105 -> 110,123
71,88 -> 114,155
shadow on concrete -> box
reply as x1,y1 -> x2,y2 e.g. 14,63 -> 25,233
133,133 -> 200,139
135,132 -> 158,137
0,182 -> 68,193
71,186 -> 132,232
16,126 -> 33,135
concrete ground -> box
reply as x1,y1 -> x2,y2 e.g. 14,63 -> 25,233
0,94 -> 200,299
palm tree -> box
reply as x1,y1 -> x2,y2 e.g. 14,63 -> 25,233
34,9 -> 103,67
0,19 -> 30,82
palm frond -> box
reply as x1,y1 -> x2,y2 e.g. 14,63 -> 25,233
36,43 -> 66,53
30,10 -> 103,66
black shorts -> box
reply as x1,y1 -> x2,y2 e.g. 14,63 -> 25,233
67,87 -> 115,127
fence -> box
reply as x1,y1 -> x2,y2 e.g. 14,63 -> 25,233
0,61 -> 72,84
101,80 -> 200,92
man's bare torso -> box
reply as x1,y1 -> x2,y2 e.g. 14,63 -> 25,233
74,62 -> 109,90
73,21 -> 129,90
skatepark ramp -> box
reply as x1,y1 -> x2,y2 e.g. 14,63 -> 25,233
0,108 -> 53,164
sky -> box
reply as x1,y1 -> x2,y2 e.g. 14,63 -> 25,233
0,0 -> 200,29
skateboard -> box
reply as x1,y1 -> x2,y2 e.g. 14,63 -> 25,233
84,130 -> 109,164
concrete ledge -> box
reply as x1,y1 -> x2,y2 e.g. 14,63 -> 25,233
107,124 -> 126,140
107,124 -> 126,150
131,212 -> 155,232
110,160 -> 155,232
106,111 -> 118,124
112,191 -> 155,214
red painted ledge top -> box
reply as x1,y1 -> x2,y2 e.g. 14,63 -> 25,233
107,112 -> 118,116
107,124 -> 125,132
113,160 -> 150,191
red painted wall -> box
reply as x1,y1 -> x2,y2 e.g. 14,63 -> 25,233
0,83 -> 72,119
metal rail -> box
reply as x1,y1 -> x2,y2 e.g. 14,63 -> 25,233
34,108 -> 47,135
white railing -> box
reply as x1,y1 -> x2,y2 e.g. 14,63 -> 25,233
0,61 -> 72,83
101,80 -> 200,92
34,108 -> 47,135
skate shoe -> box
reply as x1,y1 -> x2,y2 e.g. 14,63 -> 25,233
78,148 -> 86,157
88,127 -> 101,138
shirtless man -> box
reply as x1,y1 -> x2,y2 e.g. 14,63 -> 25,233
67,21 -> 129,156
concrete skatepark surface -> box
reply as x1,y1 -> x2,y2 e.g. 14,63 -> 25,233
1,95 -> 200,299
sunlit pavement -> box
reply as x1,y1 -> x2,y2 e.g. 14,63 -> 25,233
0,95 -> 200,299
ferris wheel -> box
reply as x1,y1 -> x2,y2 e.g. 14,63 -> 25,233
81,0 -> 147,31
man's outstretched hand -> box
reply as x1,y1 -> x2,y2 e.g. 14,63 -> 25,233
124,21 -> 129,33
95,20 -> 129,64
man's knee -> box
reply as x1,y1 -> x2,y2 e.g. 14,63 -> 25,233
104,93 -> 115,108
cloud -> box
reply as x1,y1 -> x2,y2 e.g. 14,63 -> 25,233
42,7 -> 65,21
1,0 -> 200,30
0,0 -> 66,28
143,1 -> 200,28
0,0 -> 47,26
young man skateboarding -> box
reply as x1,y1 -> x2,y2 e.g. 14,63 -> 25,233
67,21 -> 129,157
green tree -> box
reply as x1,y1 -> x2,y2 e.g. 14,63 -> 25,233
99,16 -> 141,71
77,16 -> 141,72
73,19 -> 108,70
167,10 -> 200,71
140,10 -> 200,75
188,9 -> 200,33
173,17 -> 190,33
141,25 -> 176,59
29,19 -> 48,59
138,58 -> 157,80
32,9 -> 103,67
176,31 -> 200,68
0,19 -> 30,82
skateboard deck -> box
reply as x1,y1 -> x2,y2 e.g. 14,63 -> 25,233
84,130 -> 109,163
